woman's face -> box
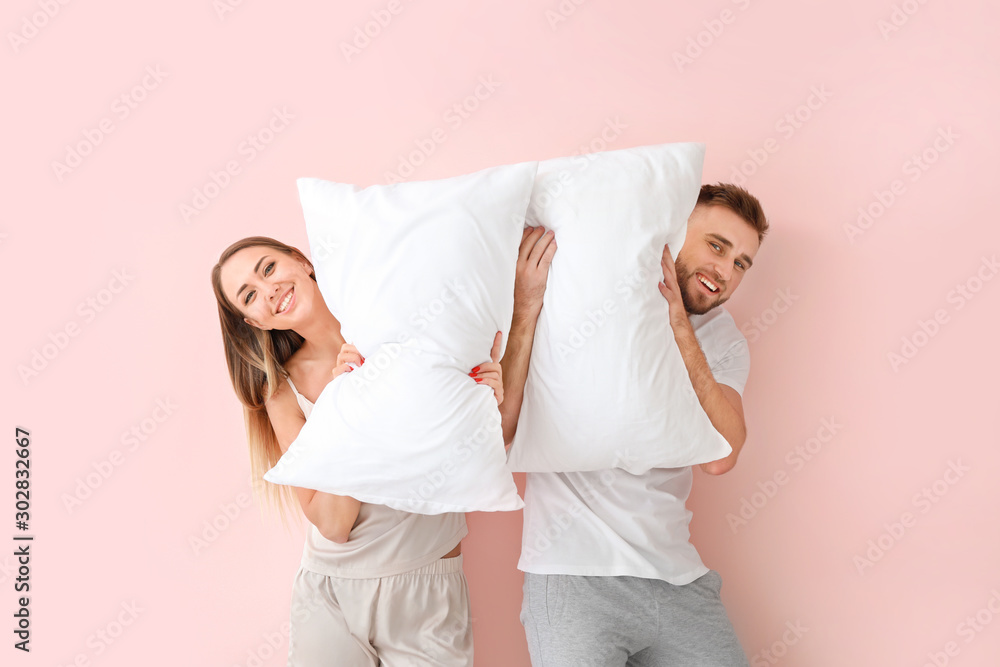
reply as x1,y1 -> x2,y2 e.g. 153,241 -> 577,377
219,246 -> 315,331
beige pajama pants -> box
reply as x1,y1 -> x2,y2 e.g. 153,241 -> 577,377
288,554 -> 473,666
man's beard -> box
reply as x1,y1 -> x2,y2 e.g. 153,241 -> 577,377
674,257 -> 727,315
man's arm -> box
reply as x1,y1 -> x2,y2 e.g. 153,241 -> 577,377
499,226 -> 556,447
669,320 -> 746,475
658,245 -> 747,475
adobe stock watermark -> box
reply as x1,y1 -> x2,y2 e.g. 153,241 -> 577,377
545,0 -> 590,31
54,600 -> 143,667
853,459 -> 970,575
0,555 -> 17,585
844,126 -> 958,243
672,0 -> 754,72
554,245 -> 660,361
51,65 -> 168,182
17,269 -> 136,385
383,75 -> 502,184
525,117 -> 629,214
726,417 -> 843,534
887,254 -> 997,372
61,398 -> 178,514
213,0 -> 250,21
919,589 -> 1000,667
729,85 -> 833,186
749,620 -> 809,667
535,110 -> 680,361
230,606 -> 324,667
400,409 -> 505,510
179,106 -> 295,223
425,616 -> 475,659
740,288 -> 800,343
339,0 -> 416,64
520,465 -> 620,562
189,480 -> 265,556
7,0 -> 73,54
877,0 -> 931,40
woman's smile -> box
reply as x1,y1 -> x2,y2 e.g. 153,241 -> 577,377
276,286 -> 296,314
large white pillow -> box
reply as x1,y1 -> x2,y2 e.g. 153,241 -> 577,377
506,143 -> 733,473
263,163 -> 537,514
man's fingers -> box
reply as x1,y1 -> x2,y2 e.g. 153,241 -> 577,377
518,226 -> 546,263
526,229 -> 554,268
539,236 -> 557,270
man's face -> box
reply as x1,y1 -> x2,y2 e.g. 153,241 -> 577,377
674,204 -> 761,315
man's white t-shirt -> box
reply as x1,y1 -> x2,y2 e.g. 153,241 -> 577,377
518,306 -> 751,585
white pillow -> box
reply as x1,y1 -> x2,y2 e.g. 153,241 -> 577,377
263,163 -> 537,514
506,142 -> 733,473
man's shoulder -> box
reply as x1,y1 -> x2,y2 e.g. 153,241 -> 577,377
689,307 -> 746,355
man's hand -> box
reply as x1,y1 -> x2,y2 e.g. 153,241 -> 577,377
657,243 -> 689,330
514,226 -> 557,322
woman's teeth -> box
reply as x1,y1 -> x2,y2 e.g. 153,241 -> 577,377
278,290 -> 293,313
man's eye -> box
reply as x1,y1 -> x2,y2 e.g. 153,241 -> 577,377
735,261 -> 746,270
710,243 -> 721,251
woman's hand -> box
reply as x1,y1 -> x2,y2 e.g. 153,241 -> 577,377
470,331 -> 504,406
332,343 -> 364,380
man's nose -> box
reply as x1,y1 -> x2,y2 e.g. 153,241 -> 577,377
713,262 -> 731,283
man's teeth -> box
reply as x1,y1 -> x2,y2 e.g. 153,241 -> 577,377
278,290 -> 293,313
698,275 -> 719,293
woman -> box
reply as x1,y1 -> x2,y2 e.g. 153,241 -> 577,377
211,236 -> 504,666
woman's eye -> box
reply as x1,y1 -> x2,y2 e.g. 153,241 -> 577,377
264,262 -> 275,276
244,290 -> 255,305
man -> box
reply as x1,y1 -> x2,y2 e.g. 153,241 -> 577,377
500,183 -> 768,666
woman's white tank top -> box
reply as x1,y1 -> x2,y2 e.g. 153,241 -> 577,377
286,376 -> 467,579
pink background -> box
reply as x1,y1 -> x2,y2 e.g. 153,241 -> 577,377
6,0 -> 1000,665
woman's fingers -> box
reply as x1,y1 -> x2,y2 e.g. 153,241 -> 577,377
336,350 -> 363,367
489,332 -> 503,363
470,361 -> 501,377
476,375 -> 503,405
331,362 -> 354,379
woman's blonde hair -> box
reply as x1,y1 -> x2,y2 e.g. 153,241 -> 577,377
211,236 -> 316,519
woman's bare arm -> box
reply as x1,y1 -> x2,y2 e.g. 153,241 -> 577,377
265,380 -> 361,543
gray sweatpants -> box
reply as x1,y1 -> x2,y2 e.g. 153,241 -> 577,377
520,570 -> 749,667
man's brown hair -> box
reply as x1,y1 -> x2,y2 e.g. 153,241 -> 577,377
697,183 -> 769,244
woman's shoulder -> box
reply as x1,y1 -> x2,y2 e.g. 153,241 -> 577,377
264,371 -> 299,414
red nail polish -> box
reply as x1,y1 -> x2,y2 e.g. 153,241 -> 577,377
470,366 -> 481,373
474,378 -> 483,383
